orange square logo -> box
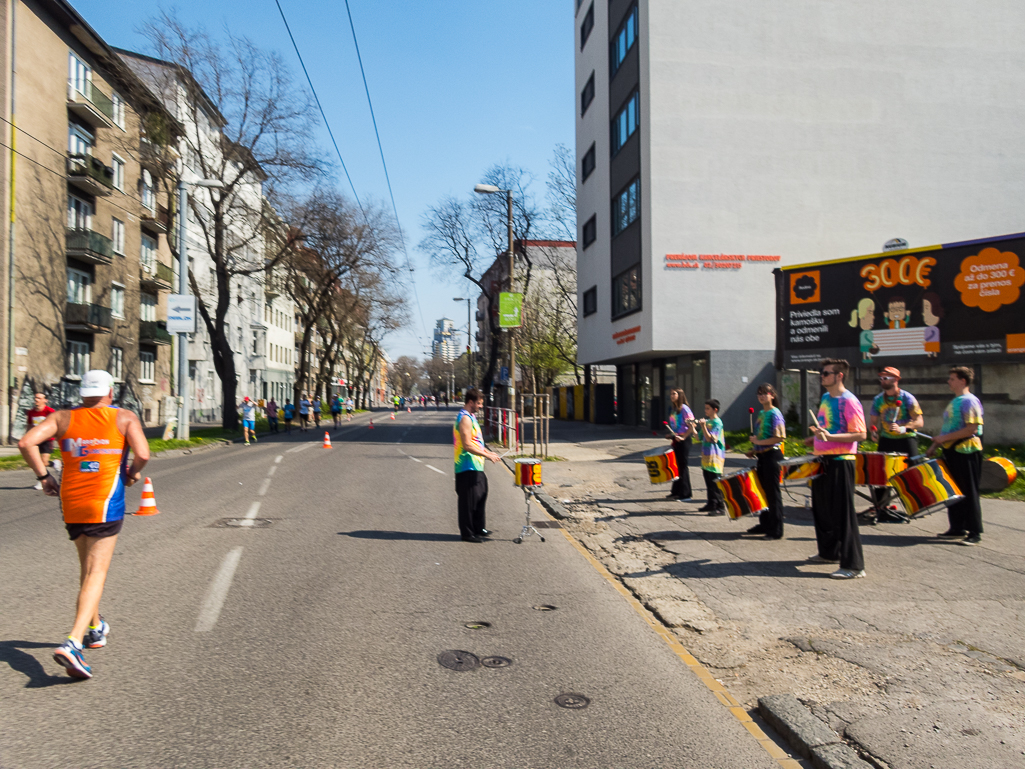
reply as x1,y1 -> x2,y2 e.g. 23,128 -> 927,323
790,271 -> 820,304
1007,333 -> 1025,354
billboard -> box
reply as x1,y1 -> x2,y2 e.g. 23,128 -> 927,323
776,233 -> 1025,368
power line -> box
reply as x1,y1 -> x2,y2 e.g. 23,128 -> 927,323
342,0 -> 430,345
272,0 -> 362,212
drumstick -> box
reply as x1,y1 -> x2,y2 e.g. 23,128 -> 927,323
749,407 -> 754,434
808,409 -> 820,432
663,420 -> 680,439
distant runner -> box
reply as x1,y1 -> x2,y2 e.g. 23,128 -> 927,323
299,395 -> 311,431
330,395 -> 342,428
240,396 -> 258,445
283,400 -> 296,433
312,397 -> 322,428
18,370 -> 149,679
26,392 -> 56,490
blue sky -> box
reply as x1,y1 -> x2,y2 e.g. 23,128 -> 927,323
74,0 -> 575,360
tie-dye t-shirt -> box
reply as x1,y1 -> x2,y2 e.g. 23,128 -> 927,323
700,416 -> 725,475
941,394 -> 983,453
870,389 -> 922,439
753,407 -> 785,454
813,390 -> 866,458
453,409 -> 486,472
669,405 -> 693,436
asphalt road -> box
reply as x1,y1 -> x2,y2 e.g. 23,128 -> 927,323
0,409 -> 777,769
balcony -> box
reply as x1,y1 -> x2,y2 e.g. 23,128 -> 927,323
67,154 -> 113,196
140,320 -> 173,346
141,205 -> 170,235
264,276 -> 283,299
65,302 -> 112,333
66,228 -> 113,265
67,81 -> 115,128
140,261 -> 175,291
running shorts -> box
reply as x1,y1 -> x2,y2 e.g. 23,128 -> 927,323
243,419 -> 255,430
66,519 -> 123,541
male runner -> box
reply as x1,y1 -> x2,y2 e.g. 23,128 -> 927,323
240,396 -> 258,445
866,366 -> 923,523
312,396 -> 322,428
298,394 -> 311,431
18,370 -> 149,679
26,392 -> 56,489
454,388 -> 500,542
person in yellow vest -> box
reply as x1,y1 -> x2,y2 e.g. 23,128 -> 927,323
18,370 -> 149,679
454,388 -> 500,542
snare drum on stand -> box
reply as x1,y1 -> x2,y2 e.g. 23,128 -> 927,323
779,456 -> 823,487
513,459 -> 546,545
716,469 -> 769,520
887,458 -> 963,518
854,452 -> 908,487
642,446 -> 679,485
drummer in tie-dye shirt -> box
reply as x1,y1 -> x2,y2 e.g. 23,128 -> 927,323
868,366 -> 924,520
927,366 -> 985,544
698,399 -> 726,516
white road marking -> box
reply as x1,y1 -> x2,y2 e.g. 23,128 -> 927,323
257,477 -> 272,496
409,456 -> 422,463
194,547 -> 244,632
425,464 -> 446,476
267,465 -> 277,477
287,443 -> 314,454
275,455 -> 284,464
238,500 -> 262,527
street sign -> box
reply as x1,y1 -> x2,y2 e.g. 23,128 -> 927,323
499,366 -> 509,384
167,295 -> 197,333
498,292 -> 522,328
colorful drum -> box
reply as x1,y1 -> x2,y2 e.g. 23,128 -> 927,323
514,458 -> 543,487
979,456 -> 1018,494
717,469 -> 769,520
888,459 -> 963,518
779,456 -> 823,486
643,446 -> 679,484
854,452 -> 908,487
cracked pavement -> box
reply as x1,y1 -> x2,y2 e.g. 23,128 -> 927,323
539,419 -> 1025,769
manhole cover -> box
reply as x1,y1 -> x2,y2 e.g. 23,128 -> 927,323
211,518 -> 273,528
481,656 -> 512,669
531,521 -> 562,529
464,621 -> 491,630
532,604 -> 558,612
554,693 -> 590,709
437,650 -> 480,671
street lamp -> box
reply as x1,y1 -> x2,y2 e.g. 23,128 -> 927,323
453,296 -> 473,387
176,177 -> 224,440
473,183 -> 516,414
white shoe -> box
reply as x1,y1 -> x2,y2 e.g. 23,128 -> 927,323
807,554 -> 840,564
829,568 -> 866,579
33,481 -> 43,490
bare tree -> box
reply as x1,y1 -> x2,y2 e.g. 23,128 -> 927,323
388,356 -> 422,398
132,13 -> 321,429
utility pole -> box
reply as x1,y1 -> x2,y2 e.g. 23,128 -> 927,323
507,189 -> 516,416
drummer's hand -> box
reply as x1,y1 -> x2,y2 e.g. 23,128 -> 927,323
925,441 -> 939,458
744,451 -> 756,459
487,451 -> 501,463
886,421 -> 901,434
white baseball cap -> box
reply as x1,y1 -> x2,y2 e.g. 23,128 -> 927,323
80,369 -> 115,397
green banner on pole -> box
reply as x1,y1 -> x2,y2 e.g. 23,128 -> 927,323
498,292 -> 523,328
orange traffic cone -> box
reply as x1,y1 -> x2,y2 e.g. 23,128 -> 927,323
407,407 -> 411,413
133,477 -> 160,516
390,412 -> 395,420
368,420 -> 374,429
323,432 -> 332,448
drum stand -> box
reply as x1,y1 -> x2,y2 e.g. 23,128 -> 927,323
513,487 -> 546,545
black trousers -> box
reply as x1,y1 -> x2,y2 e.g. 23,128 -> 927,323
670,438 -> 692,499
268,417 -> 278,433
703,469 -> 725,511
870,434 -> 919,509
755,448 -> 784,538
455,470 -> 488,538
943,449 -> 983,536
811,457 -> 864,571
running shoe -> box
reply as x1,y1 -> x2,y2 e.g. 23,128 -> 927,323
807,554 -> 840,564
830,568 -> 866,580
252,434 -> 257,443
960,534 -> 981,546
937,529 -> 967,539
33,481 -> 43,490
83,617 -> 109,649
53,641 -> 91,679
245,441 -> 250,446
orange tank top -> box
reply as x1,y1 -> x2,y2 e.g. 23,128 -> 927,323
59,406 -> 128,524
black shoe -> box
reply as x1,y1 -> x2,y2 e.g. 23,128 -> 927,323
857,512 -> 878,526
677,496 -> 693,502
938,529 -> 967,539
745,525 -> 767,535
461,536 -> 485,543
961,534 -> 981,546
478,529 -> 494,538
706,509 -> 726,517
763,534 -> 784,540
697,504 -> 714,512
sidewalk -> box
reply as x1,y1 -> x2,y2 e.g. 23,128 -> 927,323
538,418 -> 1025,769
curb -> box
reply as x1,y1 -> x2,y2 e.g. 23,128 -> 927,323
498,455 -> 570,519
758,694 -> 874,769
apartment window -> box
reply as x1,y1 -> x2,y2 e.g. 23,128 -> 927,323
580,2 -> 594,49
611,90 -> 639,156
611,5 -> 638,78
67,340 -> 90,377
141,292 -> 157,322
68,195 -> 92,230
612,177 -> 640,237
253,330 -> 260,355
68,123 -> 93,157
583,286 -> 598,317
111,92 -> 125,129
112,218 -> 125,255
582,215 -> 597,248
111,154 -> 125,191
68,52 -> 91,95
141,169 -> 155,211
67,267 -> 91,304
612,265 -> 641,318
111,283 -> 125,318
141,234 -> 157,273
581,71 -> 595,116
110,346 -> 124,381
139,350 -> 156,383
581,143 -> 596,181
